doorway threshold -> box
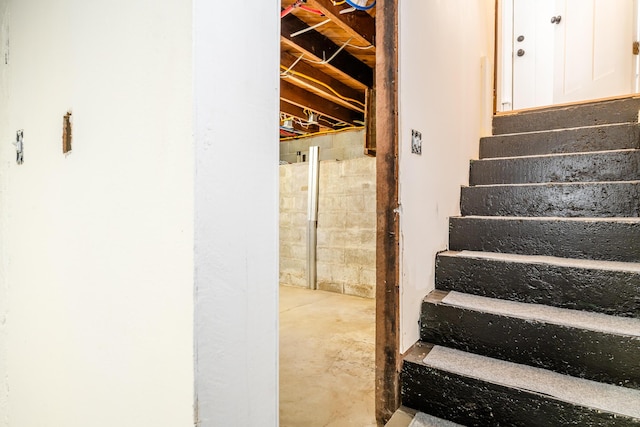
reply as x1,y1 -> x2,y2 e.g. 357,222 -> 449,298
495,93 -> 640,117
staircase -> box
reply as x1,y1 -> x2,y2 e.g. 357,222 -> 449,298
400,97 -> 640,425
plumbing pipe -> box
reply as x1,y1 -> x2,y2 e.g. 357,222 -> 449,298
307,146 -> 320,290
344,0 -> 376,11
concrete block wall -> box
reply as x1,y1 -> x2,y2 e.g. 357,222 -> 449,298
279,155 -> 376,299
279,162 -> 309,288
280,129 -> 366,163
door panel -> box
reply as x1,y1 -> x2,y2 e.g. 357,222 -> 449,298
555,0 -> 634,104
512,0 -> 555,110
507,0 -> 636,110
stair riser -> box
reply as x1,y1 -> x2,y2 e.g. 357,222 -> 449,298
420,303 -> 640,388
460,183 -> 640,217
481,123 -> 640,159
435,254 -> 640,318
470,151 -> 640,185
449,217 -> 640,262
401,361 -> 638,426
493,97 -> 640,135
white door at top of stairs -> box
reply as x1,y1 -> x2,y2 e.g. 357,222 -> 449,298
498,0 -> 639,111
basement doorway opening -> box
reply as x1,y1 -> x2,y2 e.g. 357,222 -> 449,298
277,1 -> 381,425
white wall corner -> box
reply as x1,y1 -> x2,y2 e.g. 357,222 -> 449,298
193,0 -> 280,425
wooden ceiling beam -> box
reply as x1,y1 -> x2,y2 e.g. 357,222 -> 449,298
281,100 -> 338,128
281,80 -> 364,125
305,0 -> 375,46
292,121 -> 320,134
280,101 -> 330,133
281,14 -> 373,88
281,74 -> 365,113
280,100 -> 311,122
281,51 -> 365,104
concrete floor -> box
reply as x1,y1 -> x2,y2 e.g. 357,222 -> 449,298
280,285 -> 376,427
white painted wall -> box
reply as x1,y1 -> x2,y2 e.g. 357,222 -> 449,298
0,1 -> 194,426
192,0 -> 279,425
398,0 -> 495,352
0,4 -> 8,424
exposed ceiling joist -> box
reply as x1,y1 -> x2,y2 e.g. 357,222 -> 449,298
280,99 -> 312,122
280,99 -> 339,127
305,0 -> 375,46
291,121 -> 321,134
280,101 -> 328,134
281,14 -> 373,88
281,51 -> 365,106
281,80 -> 364,125
281,73 -> 365,113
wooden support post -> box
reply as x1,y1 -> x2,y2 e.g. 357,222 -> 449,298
375,0 -> 400,425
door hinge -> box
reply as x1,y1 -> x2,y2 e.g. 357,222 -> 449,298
633,41 -> 639,55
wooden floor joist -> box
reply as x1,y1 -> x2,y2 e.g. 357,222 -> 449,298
281,51 -> 366,105
305,0 -> 376,46
280,80 -> 364,125
281,14 -> 373,88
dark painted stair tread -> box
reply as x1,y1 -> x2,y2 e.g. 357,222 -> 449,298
492,96 -> 640,135
480,123 -> 640,159
421,290 -> 640,387
460,181 -> 640,217
402,342 -> 640,426
435,250 -> 640,318
449,216 -> 640,262
470,149 -> 640,185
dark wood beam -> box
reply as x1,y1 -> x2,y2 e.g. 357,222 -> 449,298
365,88 -> 376,155
281,14 -> 373,88
306,0 -> 375,46
375,0 -> 400,425
281,80 -> 364,125
281,51 -> 366,105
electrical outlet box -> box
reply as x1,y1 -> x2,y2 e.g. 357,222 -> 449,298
411,129 -> 422,155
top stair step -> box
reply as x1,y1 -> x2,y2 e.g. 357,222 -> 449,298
481,123 -> 640,159
493,97 -> 640,135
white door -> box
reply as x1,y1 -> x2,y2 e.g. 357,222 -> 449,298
503,0 -> 637,111
512,0 -> 556,110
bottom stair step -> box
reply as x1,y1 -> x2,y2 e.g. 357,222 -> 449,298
409,412 -> 464,427
386,407 -> 464,427
401,343 -> 640,426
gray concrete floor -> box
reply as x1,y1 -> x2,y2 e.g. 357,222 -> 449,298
280,285 -> 376,427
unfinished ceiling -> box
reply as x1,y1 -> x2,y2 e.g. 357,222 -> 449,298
279,0 -> 376,138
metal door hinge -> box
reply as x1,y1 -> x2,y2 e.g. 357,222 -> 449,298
633,41 -> 639,55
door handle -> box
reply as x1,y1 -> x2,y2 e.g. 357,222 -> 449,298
551,15 -> 562,24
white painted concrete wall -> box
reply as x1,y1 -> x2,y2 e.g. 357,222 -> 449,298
0,1 -> 194,426
398,0 -> 495,352
279,157 -> 376,298
193,0 -> 279,425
